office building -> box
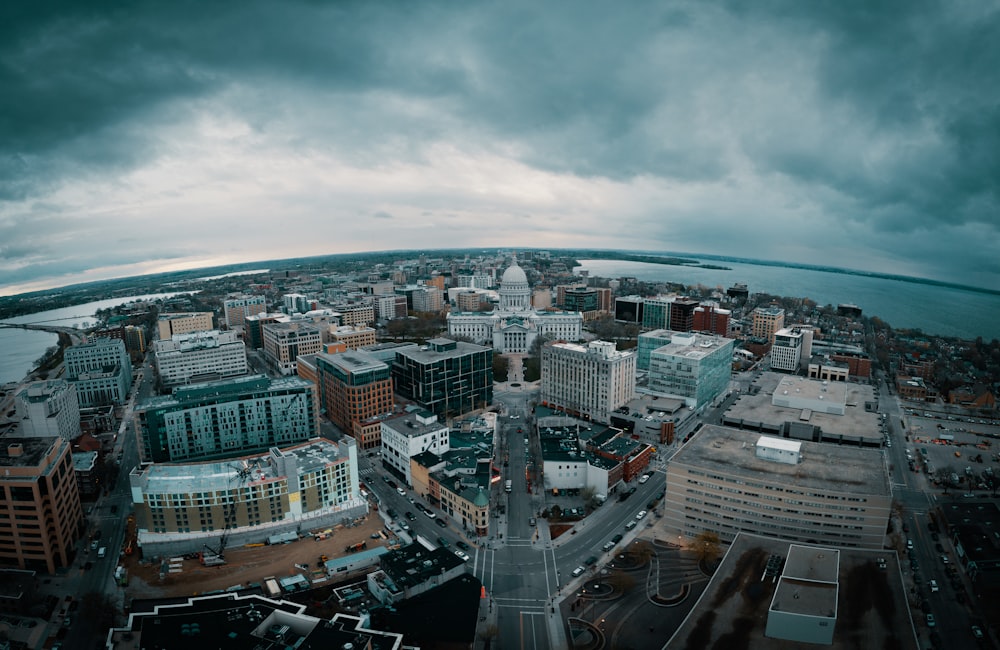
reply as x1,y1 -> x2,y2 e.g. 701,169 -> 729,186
262,322 -> 323,375
380,411 -> 449,487
770,326 -> 814,373
316,351 -> 395,450
223,294 -> 266,329
614,296 -> 644,323
447,259 -> 582,353
283,293 -> 312,315
243,312 -> 290,349
648,332 -> 734,410
663,426 -> 890,549
154,329 -> 249,387
337,304 -> 376,327
374,294 -> 409,320
411,286 -> 444,313
63,339 -> 132,407
133,375 -> 318,464
0,438 -> 82,573
124,325 -> 147,355
156,312 -> 214,341
751,306 -> 785,345
540,341 -> 636,424
14,380 -> 81,440
636,329 -> 676,371
129,437 -> 362,557
392,338 -> 493,419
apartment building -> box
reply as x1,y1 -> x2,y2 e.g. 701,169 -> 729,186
156,312 -> 214,341
262,322 -> 323,375
129,437 -> 362,557
283,293 -> 312,315
133,375 -> 318,464
374,294 -> 408,321
770,327 -> 815,373
540,341 -> 636,424
0,438 -> 82,573
154,329 -> 249,387
223,294 -> 266,330
243,312 -> 290,349
752,306 -> 786,345
315,351 -> 394,450
336,304 -> 376,327
663,426 -> 890,549
411,286 -> 444,313
14,380 -> 81,440
328,325 -> 377,350
392,338 -> 493,419
647,331 -> 734,410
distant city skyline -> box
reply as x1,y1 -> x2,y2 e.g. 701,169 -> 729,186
2,2 -> 998,297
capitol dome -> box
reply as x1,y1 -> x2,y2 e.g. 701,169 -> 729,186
501,262 -> 528,286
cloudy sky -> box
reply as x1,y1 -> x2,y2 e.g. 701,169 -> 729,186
1,1 -> 998,296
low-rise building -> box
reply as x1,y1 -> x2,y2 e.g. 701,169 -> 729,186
154,329 -> 249,387
380,410 -> 449,487
156,312 -> 214,340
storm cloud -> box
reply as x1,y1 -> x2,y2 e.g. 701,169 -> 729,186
1,0 -> 998,294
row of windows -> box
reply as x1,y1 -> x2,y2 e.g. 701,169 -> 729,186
683,469 -> 870,502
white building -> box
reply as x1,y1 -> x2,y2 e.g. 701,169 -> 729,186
771,326 -> 815,373
262,322 -> 323,375
15,380 -> 81,440
63,339 -> 133,407
156,312 -> 214,341
447,258 -> 583,353
154,330 -> 249,387
540,341 -> 636,424
380,411 -> 450,487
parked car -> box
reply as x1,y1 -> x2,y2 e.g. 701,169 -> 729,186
636,510 -> 648,520
926,613 -> 936,627
585,556 -> 598,565
638,474 -> 650,484
405,511 -> 416,521
455,550 -> 470,562
456,541 -> 471,551
435,518 -> 448,528
602,541 -> 614,551
572,566 -> 585,577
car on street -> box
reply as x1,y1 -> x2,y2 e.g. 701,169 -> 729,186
400,522 -> 410,531
929,580 -> 939,592
529,517 -> 536,526
435,518 -> 448,528
572,566 -> 585,577
455,550 -> 470,561
424,510 -> 437,519
625,520 -> 637,530
405,511 -> 416,521
437,536 -> 450,548
456,541 -> 471,551
941,554 -> 949,564
396,487 -> 406,496
636,510 -> 647,520
639,474 -> 650,484
972,626 -> 984,639
585,556 -> 598,565
611,534 -> 623,543
926,613 -> 936,627
602,541 -> 614,551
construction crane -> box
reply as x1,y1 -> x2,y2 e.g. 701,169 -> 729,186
203,460 -> 255,561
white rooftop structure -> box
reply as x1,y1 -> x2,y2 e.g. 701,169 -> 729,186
756,435 -> 802,465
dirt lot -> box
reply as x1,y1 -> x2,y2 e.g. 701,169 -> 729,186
123,514 -> 390,600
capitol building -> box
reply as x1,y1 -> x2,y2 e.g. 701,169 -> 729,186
447,258 -> 583,354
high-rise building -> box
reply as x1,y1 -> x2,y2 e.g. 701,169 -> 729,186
669,298 -> 699,332
133,375 -> 318,464
283,293 -> 312,315
392,338 -> 492,419
154,330 -> 249,387
262,322 -> 323,375
63,339 -> 132,407
14,380 -> 81,440
771,326 -> 815,373
0,438 -> 82,573
316,351 -> 394,450
156,312 -> 214,341
243,312 -> 289,349
223,295 -> 266,330
124,325 -> 147,355
411,287 -> 444,313
752,306 -> 785,345
648,332 -> 734,410
540,341 -> 636,424
636,329 -> 677,371
693,304 -> 731,337
614,296 -> 644,323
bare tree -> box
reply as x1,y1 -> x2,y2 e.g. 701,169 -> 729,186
694,531 -> 721,564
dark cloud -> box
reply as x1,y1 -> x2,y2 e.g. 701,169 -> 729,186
0,0 -> 997,292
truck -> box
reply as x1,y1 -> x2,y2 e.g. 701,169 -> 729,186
263,578 -> 282,597
505,480 -> 512,493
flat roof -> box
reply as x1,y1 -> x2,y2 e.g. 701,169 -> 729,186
139,375 -> 312,410
0,437 -> 59,469
317,350 -> 386,373
651,332 -> 732,360
724,372 -> 880,442
668,532 -> 917,650
671,425 -> 890,496
131,439 -> 344,495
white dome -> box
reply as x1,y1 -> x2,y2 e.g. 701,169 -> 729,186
501,263 -> 528,285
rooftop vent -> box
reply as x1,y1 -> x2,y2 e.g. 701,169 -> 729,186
7,443 -> 23,457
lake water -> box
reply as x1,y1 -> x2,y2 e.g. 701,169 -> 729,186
0,292 -> 195,385
575,258 -> 999,341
